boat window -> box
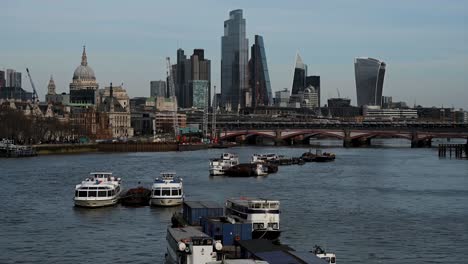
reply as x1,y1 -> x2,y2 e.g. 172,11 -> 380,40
107,190 -> 112,196
162,188 -> 170,196
98,191 -> 107,197
75,191 -> 78,197
331,257 -> 336,263
154,189 -> 161,196
178,189 -> 182,195
88,191 -> 97,197
78,191 -> 87,197
171,189 -> 179,196
111,190 -> 115,196
89,187 -> 98,190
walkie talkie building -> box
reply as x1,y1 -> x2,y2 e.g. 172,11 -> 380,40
354,57 -> 386,106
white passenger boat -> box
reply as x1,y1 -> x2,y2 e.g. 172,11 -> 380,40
165,226 -> 222,264
209,153 -> 239,176
251,153 -> 278,164
254,163 -> 268,176
150,172 -> 183,207
74,172 -> 122,208
225,198 -> 281,240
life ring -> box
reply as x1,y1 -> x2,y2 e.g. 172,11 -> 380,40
235,235 -> 240,241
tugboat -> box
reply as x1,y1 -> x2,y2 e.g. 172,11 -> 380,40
74,172 -> 122,208
120,184 -> 151,206
150,172 -> 184,207
209,153 -> 239,176
225,198 -> 281,240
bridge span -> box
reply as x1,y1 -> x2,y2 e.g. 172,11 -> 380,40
216,128 -> 468,147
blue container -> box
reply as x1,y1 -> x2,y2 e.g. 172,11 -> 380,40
202,217 -> 252,246
183,201 -> 223,226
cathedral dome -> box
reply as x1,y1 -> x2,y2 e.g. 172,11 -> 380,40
73,46 -> 96,80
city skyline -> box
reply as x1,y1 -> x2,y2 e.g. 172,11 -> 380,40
1,0 -> 467,109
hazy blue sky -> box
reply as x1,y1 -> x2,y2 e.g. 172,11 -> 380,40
2,0 -> 467,108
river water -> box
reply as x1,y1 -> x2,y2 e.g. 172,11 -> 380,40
1,141 -> 468,263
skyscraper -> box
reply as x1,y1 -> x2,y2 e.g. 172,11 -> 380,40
249,35 -> 272,107
191,80 -> 209,109
354,57 -> 386,106
221,9 -> 248,110
174,48 -> 211,108
306,75 -> 320,107
150,80 -> 167,98
0,71 -> 5,89
291,53 -> 307,95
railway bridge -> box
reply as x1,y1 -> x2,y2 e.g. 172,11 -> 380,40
216,128 -> 468,147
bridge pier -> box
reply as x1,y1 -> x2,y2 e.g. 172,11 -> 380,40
411,132 -> 432,148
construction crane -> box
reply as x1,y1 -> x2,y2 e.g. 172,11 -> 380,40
166,57 -> 179,139
211,85 -> 217,142
26,68 -> 39,104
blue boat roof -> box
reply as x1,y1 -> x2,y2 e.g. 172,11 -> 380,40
154,177 -> 182,183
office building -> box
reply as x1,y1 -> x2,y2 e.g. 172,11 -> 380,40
306,75 -> 320,106
150,80 -> 167,98
291,54 -> 307,95
354,57 -> 386,106
191,80 -> 209,109
0,70 -> 5,89
274,88 -> 290,107
69,46 -> 99,105
363,105 -> 417,120
221,9 -> 248,110
249,35 -> 272,107
328,98 -> 351,108
301,86 -> 319,109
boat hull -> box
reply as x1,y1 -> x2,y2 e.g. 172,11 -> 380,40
209,169 -> 225,176
74,198 -> 119,208
252,230 -> 281,240
150,197 -> 183,207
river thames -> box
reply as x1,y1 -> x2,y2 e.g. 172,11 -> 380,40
1,140 -> 467,263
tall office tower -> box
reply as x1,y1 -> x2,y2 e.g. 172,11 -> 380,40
6,69 -> 15,87
14,72 -> 22,88
354,57 -> 386,106
249,35 -> 273,107
69,46 -> 99,104
175,48 -> 187,107
306,75 -> 320,107
0,70 -> 5,89
221,9 -> 249,110
150,80 -> 167,98
191,80 -> 209,109
188,49 -> 211,108
47,75 -> 56,95
291,53 -> 307,95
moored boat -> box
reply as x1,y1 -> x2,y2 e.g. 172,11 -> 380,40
312,245 -> 337,263
120,186 -> 151,206
225,198 -> 281,241
209,153 -> 239,176
150,172 -> 184,207
302,149 -> 336,162
74,172 -> 122,208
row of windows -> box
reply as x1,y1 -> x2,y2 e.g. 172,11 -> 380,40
153,188 -> 182,196
78,186 -> 110,190
75,190 -> 116,198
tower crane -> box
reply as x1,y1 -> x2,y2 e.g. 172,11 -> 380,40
166,57 -> 179,139
26,68 -> 39,105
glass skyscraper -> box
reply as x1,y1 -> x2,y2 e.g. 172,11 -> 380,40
354,57 -> 386,106
249,35 -> 272,107
221,9 -> 248,110
191,80 -> 209,109
291,53 -> 307,95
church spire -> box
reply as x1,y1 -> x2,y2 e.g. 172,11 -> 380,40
81,45 -> 88,66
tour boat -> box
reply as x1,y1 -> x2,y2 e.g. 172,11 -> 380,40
209,153 -> 239,176
225,198 -> 281,240
74,172 -> 122,208
165,226 -> 222,264
150,172 -> 183,207
254,163 -> 268,176
251,153 -> 279,164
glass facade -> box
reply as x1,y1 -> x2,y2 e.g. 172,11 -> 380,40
354,57 -> 386,106
291,54 -> 307,95
191,80 -> 209,109
221,9 -> 248,110
150,80 -> 167,98
249,35 -> 273,107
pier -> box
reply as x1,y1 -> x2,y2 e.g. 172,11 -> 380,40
438,143 -> 468,159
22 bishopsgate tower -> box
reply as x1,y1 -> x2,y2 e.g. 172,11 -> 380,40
221,9 -> 249,110
354,57 -> 386,107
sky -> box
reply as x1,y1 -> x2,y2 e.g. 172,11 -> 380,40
1,0 -> 467,109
